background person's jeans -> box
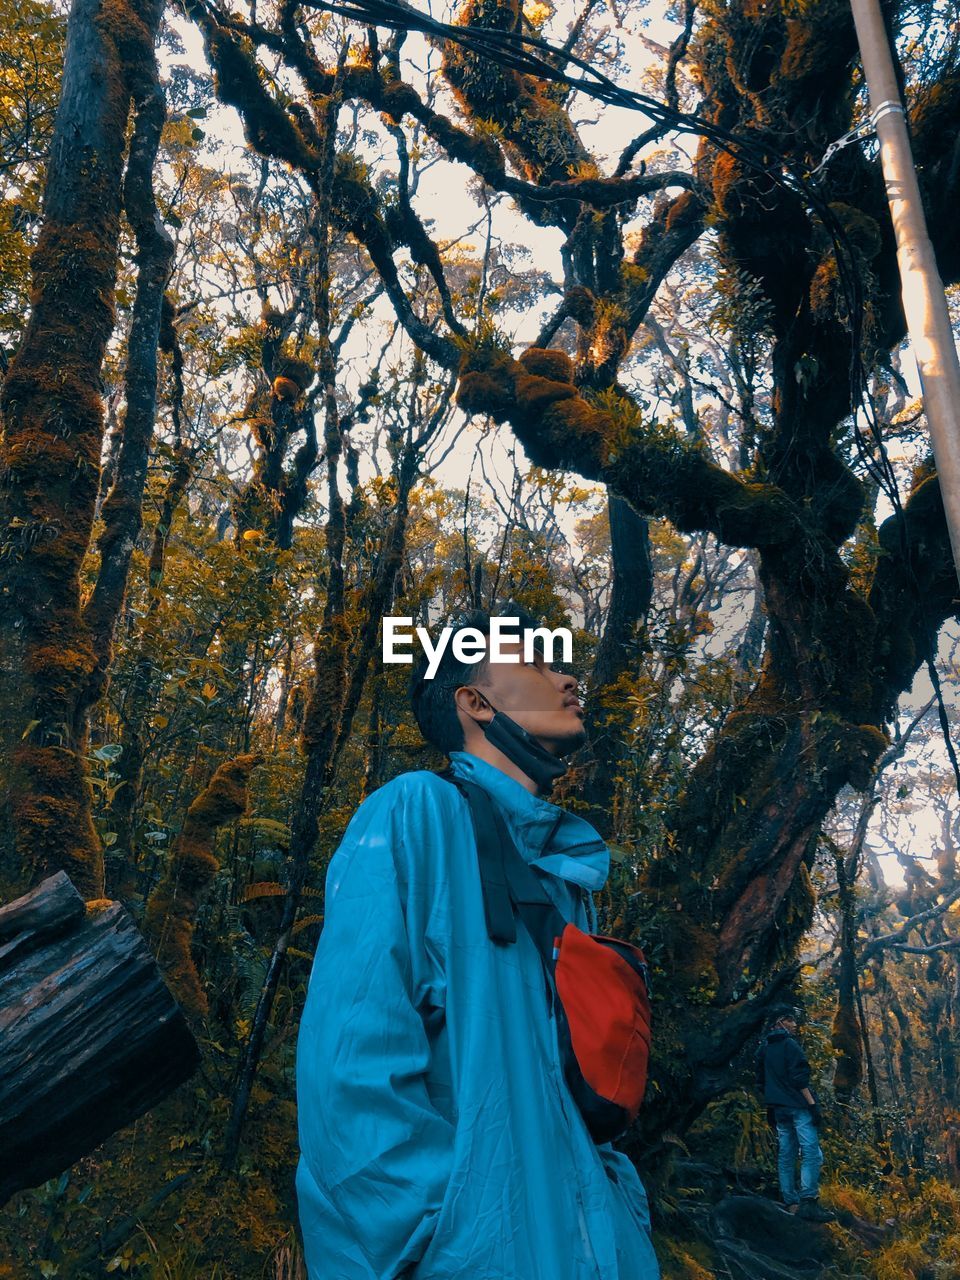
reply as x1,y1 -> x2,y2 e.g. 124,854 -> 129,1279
774,1106 -> 823,1204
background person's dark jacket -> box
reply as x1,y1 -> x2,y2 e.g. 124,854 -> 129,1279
756,1029 -> 814,1109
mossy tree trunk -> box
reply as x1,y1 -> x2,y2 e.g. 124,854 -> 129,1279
0,0 -> 168,901
582,495 -> 654,839
142,752 -> 262,1019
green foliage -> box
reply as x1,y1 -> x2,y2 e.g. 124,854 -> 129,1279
0,0 -> 64,345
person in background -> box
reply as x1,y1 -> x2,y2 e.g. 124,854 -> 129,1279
756,1005 -> 835,1222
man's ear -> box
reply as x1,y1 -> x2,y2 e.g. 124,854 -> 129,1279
454,684 -> 494,724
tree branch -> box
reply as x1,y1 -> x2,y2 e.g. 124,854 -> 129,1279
82,38 -> 174,711
860,883 -> 960,963
868,475 -> 960,719
185,2 -> 460,369
456,343 -> 800,547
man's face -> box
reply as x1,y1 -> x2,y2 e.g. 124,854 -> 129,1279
780,1017 -> 798,1034
462,638 -> 586,755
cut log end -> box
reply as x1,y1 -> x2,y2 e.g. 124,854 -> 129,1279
0,875 -> 201,1204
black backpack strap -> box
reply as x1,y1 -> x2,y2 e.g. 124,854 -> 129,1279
443,774 -> 517,944
439,770 -> 567,953
483,793 -> 568,956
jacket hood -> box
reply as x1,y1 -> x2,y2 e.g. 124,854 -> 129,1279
448,751 -> 609,892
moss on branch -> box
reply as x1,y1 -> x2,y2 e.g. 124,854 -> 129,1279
143,753 -> 262,1019
456,342 -> 798,548
439,0 -> 595,226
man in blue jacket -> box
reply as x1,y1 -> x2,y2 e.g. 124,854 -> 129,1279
295,605 -> 660,1279
756,1007 -> 834,1222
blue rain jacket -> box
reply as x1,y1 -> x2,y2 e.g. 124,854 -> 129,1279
296,750 -> 660,1280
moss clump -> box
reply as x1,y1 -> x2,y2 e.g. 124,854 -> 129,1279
518,346 -> 575,382
273,356 -> 314,390
842,723 -> 887,790
831,1000 -> 863,1096
809,589 -> 878,723
779,0 -> 856,88
457,368 -> 516,420
711,149 -> 749,221
300,614 -> 352,752
810,203 -> 881,323
809,255 -> 839,320
828,202 -> 882,260
440,0 -> 592,194
455,339 -> 797,548
665,190 -> 702,233
514,373 -> 579,416
539,396 -> 610,461
458,341 -> 604,465
331,153 -> 381,237
204,25 -> 318,172
9,744 -> 103,897
908,455 -> 936,494
562,285 -> 596,326
271,376 -> 301,401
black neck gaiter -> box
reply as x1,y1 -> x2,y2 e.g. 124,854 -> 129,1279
474,704 -> 569,795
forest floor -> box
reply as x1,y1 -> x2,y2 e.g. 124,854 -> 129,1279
4,1118 -> 960,1278
654,1158 -> 960,1280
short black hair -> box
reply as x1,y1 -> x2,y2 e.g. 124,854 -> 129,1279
410,602 -> 544,755
767,1004 -> 803,1028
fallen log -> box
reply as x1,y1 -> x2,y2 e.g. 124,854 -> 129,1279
0,872 -> 200,1203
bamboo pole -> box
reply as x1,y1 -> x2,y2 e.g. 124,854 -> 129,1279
849,0 -> 960,587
